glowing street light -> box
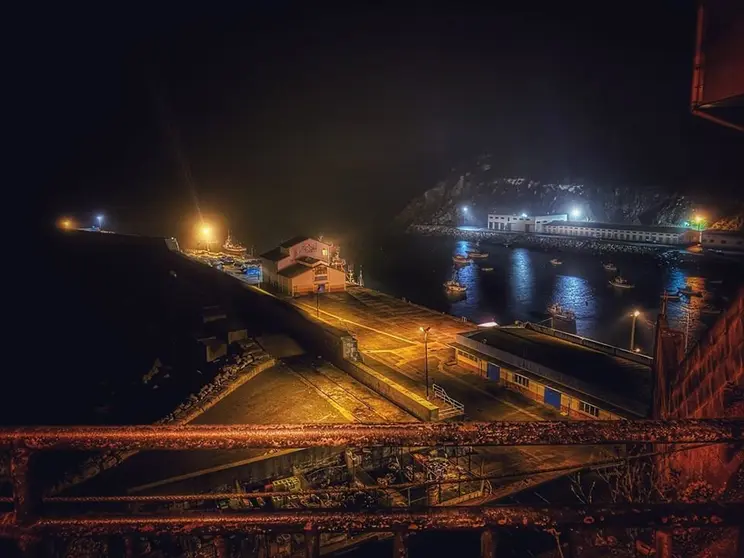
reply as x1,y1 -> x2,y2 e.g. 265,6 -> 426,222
198,223 -> 214,252
570,208 -> 582,220
59,218 -> 73,230
520,212 -> 528,218
630,309 -> 641,351
420,326 -> 431,400
96,214 -> 104,231
462,206 -> 469,212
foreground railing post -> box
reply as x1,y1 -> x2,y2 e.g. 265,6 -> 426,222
480,528 -> 497,558
655,530 -> 672,558
11,447 -> 41,557
393,530 -> 408,558
304,528 -> 320,558
214,535 -> 228,558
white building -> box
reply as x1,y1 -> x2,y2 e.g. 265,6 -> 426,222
701,230 -> 744,252
487,213 -> 567,232
543,221 -> 697,245
259,236 -> 346,295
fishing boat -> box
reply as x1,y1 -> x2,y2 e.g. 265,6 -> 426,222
467,250 -> 489,259
678,287 -> 703,297
603,262 -> 617,272
609,276 -> 634,289
453,254 -> 469,265
480,266 -> 494,272
444,280 -> 467,294
547,303 -> 575,321
709,279 -> 723,285
549,258 -> 562,266
222,232 -> 248,256
700,307 -> 721,315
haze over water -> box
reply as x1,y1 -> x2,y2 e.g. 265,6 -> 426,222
351,235 -> 742,353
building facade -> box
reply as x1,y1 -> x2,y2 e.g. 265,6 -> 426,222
701,230 -> 744,252
259,236 -> 346,295
487,213 -> 567,232
543,221 -> 697,245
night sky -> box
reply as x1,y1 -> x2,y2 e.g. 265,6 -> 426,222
20,1 -> 743,247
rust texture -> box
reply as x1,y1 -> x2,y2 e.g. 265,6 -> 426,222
10,448 -> 32,524
0,419 -> 740,450
0,504 -> 739,539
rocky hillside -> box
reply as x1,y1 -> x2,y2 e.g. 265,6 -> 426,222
397,154 -> 694,227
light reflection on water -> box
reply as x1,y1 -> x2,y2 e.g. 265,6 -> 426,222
360,236 -> 740,352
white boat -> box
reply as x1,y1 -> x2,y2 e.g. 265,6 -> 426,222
709,279 -> 723,285
453,254 -> 469,265
700,307 -> 721,315
547,303 -> 575,320
222,232 -> 248,256
603,262 -> 617,272
467,250 -> 489,259
480,266 -> 494,272
609,276 -> 634,289
550,258 -> 562,266
444,280 -> 467,294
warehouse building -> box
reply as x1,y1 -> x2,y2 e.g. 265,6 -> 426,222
453,324 -> 652,419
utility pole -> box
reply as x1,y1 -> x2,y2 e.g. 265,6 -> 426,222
316,287 -> 320,318
420,327 -> 431,399
630,310 -> 640,351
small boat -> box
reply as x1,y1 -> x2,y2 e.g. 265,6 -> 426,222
467,250 -> 489,259
709,279 -> 723,285
700,307 -> 721,315
480,266 -> 494,272
609,276 -> 634,289
678,288 -> 703,297
550,258 -> 562,266
453,254 -> 469,265
547,303 -> 575,321
603,262 -> 617,272
443,280 -> 467,294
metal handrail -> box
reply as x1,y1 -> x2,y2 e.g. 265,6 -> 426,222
432,384 -> 465,412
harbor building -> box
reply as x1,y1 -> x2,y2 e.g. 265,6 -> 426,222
259,236 -> 346,295
701,229 -> 744,252
453,324 -> 652,419
543,221 -> 697,245
487,213 -> 567,232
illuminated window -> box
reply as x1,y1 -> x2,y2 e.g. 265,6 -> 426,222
322,248 -> 328,256
578,401 -> 599,417
513,374 -> 529,388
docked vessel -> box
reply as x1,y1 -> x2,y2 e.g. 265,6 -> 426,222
603,262 -> 617,272
480,266 -> 494,272
222,232 -> 248,256
550,258 -> 562,266
444,280 -> 467,294
453,254 -> 469,265
609,276 -> 634,289
467,250 -> 489,259
547,303 -> 575,320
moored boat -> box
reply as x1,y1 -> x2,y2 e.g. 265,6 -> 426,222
678,288 -> 703,297
603,262 -> 617,272
547,303 -> 575,320
609,276 -> 634,289
444,280 -> 467,294
550,258 -> 562,266
467,250 -> 489,259
480,266 -> 494,272
453,254 -> 469,265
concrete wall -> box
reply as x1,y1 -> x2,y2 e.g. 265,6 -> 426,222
340,356 -> 439,422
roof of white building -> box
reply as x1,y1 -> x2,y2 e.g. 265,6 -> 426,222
545,220 -> 692,234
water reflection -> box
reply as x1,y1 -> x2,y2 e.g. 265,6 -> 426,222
551,274 -> 596,336
509,249 -> 534,306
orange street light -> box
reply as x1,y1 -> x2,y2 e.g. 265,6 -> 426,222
59,218 -> 74,230
630,310 -> 641,350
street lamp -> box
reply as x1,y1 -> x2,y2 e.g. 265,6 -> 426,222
570,208 -> 582,220
629,309 -> 640,351
420,326 -> 431,400
199,224 -> 213,252
96,214 -> 104,231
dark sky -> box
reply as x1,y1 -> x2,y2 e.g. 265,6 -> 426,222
19,1 -> 742,248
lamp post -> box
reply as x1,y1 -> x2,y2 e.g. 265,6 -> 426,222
630,310 -> 640,351
420,326 -> 431,399
316,286 -> 320,318
200,224 -> 213,252
96,214 -> 104,231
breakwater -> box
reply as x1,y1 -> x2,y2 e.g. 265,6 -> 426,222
409,224 -> 672,257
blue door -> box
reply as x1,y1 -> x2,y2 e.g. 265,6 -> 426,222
487,363 -> 500,381
544,387 -> 561,409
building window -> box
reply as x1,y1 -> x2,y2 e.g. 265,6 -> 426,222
578,400 -> 599,417
322,248 -> 328,256
456,349 -> 478,363
513,374 -> 529,388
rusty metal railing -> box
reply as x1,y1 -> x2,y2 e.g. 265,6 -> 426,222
0,420 -> 741,557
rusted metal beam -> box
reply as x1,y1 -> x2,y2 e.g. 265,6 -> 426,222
1,419 -> 739,450
0,504 -> 738,539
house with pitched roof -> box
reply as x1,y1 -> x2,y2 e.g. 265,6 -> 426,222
259,236 -> 346,295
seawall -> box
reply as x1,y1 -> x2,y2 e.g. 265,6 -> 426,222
409,224 -> 671,256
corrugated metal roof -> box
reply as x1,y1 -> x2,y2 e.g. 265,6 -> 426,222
544,221 -> 692,234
